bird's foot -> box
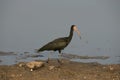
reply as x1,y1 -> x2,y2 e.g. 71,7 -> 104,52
46,58 -> 50,63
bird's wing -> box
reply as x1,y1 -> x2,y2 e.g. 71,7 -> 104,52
38,37 -> 68,52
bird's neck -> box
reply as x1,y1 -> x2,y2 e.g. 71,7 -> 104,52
68,28 -> 73,41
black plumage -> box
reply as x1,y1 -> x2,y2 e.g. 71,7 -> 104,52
37,25 -> 81,54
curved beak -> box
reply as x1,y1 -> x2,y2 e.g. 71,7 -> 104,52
76,29 -> 82,39
74,26 -> 81,39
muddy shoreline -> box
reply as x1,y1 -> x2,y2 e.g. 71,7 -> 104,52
0,59 -> 120,80
0,51 -> 120,80
0,51 -> 113,65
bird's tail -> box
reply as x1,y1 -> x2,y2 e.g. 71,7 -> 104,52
36,48 -> 44,53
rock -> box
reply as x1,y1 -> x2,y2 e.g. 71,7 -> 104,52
109,66 -> 114,71
49,66 -> 55,70
19,63 -> 23,67
18,62 -> 26,67
83,76 -> 87,79
26,61 -> 44,71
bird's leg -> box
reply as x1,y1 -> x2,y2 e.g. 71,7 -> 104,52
46,51 -> 54,63
57,50 -> 62,64
46,56 -> 49,63
46,52 -> 51,63
46,53 -> 50,63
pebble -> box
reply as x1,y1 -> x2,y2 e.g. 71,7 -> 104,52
109,66 -> 114,71
49,66 -> 55,70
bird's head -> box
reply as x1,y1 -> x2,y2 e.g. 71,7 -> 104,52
72,25 -> 81,39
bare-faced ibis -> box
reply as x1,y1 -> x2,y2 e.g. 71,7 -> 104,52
37,25 -> 81,63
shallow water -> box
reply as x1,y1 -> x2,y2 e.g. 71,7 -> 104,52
0,51 -> 120,65
71,56 -> 120,65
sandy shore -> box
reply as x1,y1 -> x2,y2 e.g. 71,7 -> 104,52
0,59 -> 120,80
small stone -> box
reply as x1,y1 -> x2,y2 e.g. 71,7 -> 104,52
83,76 -> 87,79
19,63 -> 23,67
109,66 -> 114,71
19,74 -> 22,77
30,69 -> 33,71
11,74 -> 15,77
18,62 -> 25,67
49,66 -> 55,70
103,66 -> 106,69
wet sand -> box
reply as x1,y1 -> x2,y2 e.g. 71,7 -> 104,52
0,59 -> 120,80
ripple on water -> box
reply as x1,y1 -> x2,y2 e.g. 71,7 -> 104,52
0,51 -> 120,65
